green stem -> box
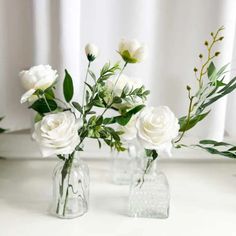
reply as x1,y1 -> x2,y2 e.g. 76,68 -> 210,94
43,94 -> 52,112
175,95 -> 194,143
197,27 -> 223,88
81,62 -> 91,117
106,61 -> 128,110
61,153 -> 75,217
112,62 -> 128,93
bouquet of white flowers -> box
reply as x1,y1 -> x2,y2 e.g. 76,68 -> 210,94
19,27 -> 236,219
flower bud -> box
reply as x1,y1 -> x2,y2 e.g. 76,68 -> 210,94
118,39 -> 146,63
199,54 -> 203,59
215,51 -> 220,56
204,41 -> 209,46
194,67 -> 198,72
85,43 -> 98,62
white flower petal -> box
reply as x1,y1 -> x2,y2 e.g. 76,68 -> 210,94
32,111 -> 82,157
20,89 -> 36,103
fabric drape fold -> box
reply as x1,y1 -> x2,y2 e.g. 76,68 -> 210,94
0,0 -> 235,140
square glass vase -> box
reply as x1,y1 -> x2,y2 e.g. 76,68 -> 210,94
129,159 -> 170,219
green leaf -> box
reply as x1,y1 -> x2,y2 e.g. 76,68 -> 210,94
44,87 -> 55,99
207,62 -> 216,78
89,70 -> 96,81
87,111 -> 96,115
0,128 -> 6,133
96,116 -> 103,126
85,82 -> 93,92
34,113 -> 43,123
201,78 -> 236,109
229,146 -> 236,151
113,96 -> 122,104
63,69 -> 74,103
116,113 -> 132,126
86,90 -> 90,104
97,139 -> 102,149
103,117 -> 116,125
215,80 -> 226,87
30,98 -> 57,113
93,99 -> 105,108
197,145 -> 236,158
72,102 -> 83,114
179,111 -> 210,132
199,140 -> 218,145
126,104 -> 145,116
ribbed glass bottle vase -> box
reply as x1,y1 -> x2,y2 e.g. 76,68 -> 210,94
129,158 -> 170,219
51,153 -> 89,219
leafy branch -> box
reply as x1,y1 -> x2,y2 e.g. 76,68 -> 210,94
175,27 -> 236,144
196,140 -> 236,158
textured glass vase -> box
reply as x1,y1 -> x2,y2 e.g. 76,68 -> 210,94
129,158 -> 170,219
51,153 -> 89,219
112,145 -> 137,185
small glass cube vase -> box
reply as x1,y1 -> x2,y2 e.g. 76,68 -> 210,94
111,145 -> 136,185
50,152 -> 89,219
129,157 -> 170,219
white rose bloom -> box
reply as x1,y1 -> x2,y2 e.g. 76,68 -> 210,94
85,43 -> 98,61
118,115 -> 138,142
106,74 -> 143,109
136,106 -> 179,155
19,65 -> 58,103
32,111 -> 82,157
118,39 -> 147,63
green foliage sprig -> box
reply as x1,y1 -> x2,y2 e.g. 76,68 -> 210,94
175,26 -> 236,158
28,59 -> 149,155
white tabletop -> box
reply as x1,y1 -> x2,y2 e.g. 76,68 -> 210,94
0,157 -> 236,236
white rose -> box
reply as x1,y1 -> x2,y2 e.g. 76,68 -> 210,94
136,106 -> 179,155
19,65 -> 58,103
32,111 -> 82,157
118,115 -> 138,143
105,74 -> 143,109
118,39 -> 147,63
85,43 -> 98,61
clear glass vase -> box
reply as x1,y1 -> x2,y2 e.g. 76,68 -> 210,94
129,157 -> 170,219
111,145 -> 137,185
50,152 -> 89,219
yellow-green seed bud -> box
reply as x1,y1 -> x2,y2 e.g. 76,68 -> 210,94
194,67 -> 198,72
204,41 -> 209,46
199,54 -> 203,58
215,52 -> 220,56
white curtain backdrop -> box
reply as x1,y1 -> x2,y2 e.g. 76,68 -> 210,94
0,0 -> 236,141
